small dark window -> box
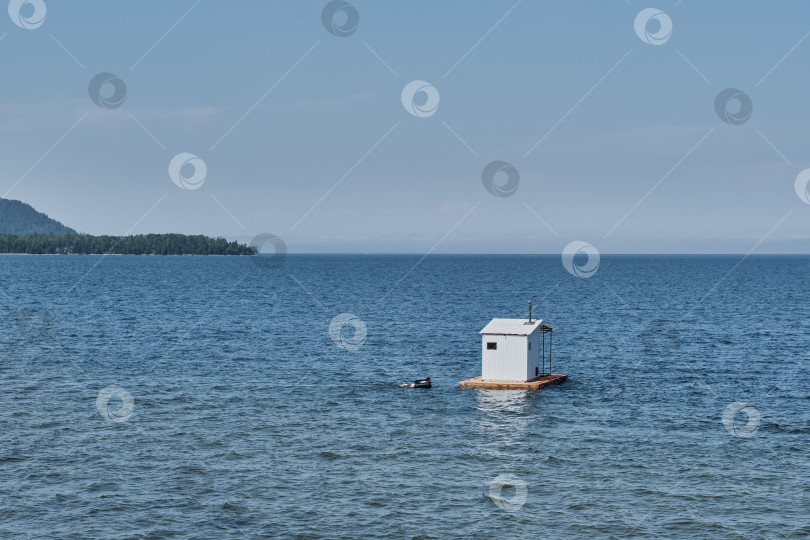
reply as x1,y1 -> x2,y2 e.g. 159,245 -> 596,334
487,342 -> 497,350
528,342 -> 532,351
535,366 -> 539,376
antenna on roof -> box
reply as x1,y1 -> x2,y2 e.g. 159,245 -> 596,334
528,300 -> 532,323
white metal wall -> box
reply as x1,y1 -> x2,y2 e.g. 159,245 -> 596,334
526,330 -> 541,380
482,334 -> 528,381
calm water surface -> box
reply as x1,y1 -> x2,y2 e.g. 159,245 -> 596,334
1,255 -> 808,538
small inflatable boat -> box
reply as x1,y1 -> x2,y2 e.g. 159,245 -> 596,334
400,377 -> 432,388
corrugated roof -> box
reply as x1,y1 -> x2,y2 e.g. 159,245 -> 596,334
480,318 -> 544,335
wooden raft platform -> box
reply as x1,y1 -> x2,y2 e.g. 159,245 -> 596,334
458,374 -> 567,390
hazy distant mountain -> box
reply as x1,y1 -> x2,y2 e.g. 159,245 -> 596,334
0,198 -> 77,236
0,198 -> 252,255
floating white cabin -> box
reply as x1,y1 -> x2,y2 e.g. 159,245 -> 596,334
480,318 -> 552,382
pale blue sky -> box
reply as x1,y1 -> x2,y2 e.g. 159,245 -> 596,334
2,1 -> 810,253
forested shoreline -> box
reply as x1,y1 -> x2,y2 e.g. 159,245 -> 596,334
0,233 -> 253,255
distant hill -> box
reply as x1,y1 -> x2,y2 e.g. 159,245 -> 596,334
0,198 -> 253,255
0,198 -> 78,236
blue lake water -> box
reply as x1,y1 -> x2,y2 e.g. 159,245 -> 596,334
0,254 -> 808,538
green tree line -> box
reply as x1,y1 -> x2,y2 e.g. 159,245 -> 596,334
0,233 -> 254,255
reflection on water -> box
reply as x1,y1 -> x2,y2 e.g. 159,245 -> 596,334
474,390 -> 539,459
475,389 -> 532,418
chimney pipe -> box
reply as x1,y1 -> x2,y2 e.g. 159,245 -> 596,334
528,300 -> 532,323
